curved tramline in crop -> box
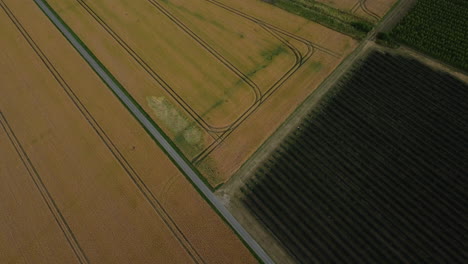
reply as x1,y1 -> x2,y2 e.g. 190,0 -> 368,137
45,0 -> 357,186
76,0 -> 316,135
69,0 -> 321,161
357,0 -> 380,21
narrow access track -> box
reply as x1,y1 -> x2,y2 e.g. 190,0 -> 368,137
33,0 -> 274,263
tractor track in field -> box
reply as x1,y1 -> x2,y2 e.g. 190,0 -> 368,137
73,0 -> 220,139
359,0 -> 380,21
75,0 -> 302,135
191,23 -> 314,164
205,0 -> 340,58
147,0 -> 302,134
351,0 -> 380,21
190,0 -> 342,163
147,0 -> 262,107
34,0 -> 276,262
69,0 -> 325,163
0,111 -> 89,264
0,5 -> 87,263
0,3 -> 88,261
73,0 -> 308,144
351,1 -> 360,13
4,2 -> 206,263
148,0 -> 313,135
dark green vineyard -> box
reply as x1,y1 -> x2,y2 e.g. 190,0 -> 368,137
392,0 -> 468,71
242,51 -> 468,263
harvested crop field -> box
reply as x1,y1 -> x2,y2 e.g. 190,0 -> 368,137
0,1 -> 256,263
45,0 -> 357,187
240,51 -> 468,263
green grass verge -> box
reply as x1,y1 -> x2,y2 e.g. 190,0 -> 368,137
268,0 -> 374,39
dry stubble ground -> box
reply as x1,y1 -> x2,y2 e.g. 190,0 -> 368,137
0,1 -> 256,263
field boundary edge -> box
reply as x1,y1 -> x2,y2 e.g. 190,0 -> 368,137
33,0 -> 273,263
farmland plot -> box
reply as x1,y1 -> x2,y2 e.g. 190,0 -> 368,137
46,0 -> 356,186
0,1 -> 256,263
391,0 -> 468,71
241,51 -> 468,263
0,117 -> 80,264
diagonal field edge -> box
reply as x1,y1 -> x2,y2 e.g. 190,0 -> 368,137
33,0 -> 275,263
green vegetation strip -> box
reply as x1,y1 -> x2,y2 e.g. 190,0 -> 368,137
391,0 -> 468,71
268,0 -> 373,39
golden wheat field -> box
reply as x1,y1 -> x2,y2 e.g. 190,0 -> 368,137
0,0 -> 256,262
45,0 -> 357,186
